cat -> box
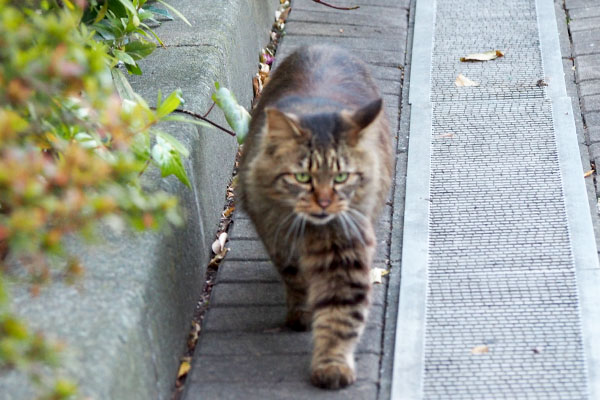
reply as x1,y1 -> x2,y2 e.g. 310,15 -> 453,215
237,44 -> 393,389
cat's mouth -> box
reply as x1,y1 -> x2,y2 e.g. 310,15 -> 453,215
311,212 -> 329,219
307,212 -> 335,224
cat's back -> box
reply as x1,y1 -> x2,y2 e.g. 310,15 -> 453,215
257,45 -> 379,111
240,45 -> 381,165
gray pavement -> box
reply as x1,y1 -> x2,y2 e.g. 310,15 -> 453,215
182,1 -> 410,399
140,0 -> 600,399
563,0 -> 600,226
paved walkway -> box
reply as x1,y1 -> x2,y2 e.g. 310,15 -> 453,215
182,1 -> 410,399
181,0 -> 600,399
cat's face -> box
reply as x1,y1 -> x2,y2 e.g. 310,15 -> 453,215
278,145 -> 362,225
252,99 -> 382,227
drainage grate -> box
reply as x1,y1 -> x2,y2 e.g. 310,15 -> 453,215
424,99 -> 587,398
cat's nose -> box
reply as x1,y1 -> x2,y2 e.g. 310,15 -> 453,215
318,198 -> 331,209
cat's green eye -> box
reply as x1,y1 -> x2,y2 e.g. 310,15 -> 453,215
334,172 -> 349,183
294,172 -> 311,183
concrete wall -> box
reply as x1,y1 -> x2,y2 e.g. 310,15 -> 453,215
1,1 -> 278,399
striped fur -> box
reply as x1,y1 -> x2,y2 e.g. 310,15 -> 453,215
238,45 -> 393,389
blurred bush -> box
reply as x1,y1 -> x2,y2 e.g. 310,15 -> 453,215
0,0 -> 197,397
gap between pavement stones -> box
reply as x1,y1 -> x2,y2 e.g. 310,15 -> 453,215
0,1 -> 277,399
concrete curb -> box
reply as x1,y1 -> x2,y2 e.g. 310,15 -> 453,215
1,1 -> 277,399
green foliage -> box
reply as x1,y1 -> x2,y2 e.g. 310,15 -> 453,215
0,0 -> 199,396
0,0 -> 248,397
212,82 -> 251,144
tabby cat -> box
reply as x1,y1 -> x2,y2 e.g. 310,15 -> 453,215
237,44 -> 393,389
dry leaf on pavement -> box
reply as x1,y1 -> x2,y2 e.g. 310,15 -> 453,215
370,267 -> 389,284
460,50 -> 504,62
471,345 -> 489,354
177,361 -> 191,378
455,74 -> 479,87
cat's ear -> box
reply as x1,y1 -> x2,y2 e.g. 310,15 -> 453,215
352,98 -> 383,129
265,107 -> 308,142
342,98 -> 383,144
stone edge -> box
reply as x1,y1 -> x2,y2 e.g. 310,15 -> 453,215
390,0 -> 435,398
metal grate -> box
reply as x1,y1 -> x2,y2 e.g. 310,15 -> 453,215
422,0 -> 589,397
424,100 -> 587,398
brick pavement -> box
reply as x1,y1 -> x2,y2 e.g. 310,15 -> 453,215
181,1 -> 410,399
392,0 -> 600,398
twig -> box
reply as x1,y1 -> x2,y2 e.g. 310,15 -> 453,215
176,108 -> 236,137
202,102 -> 216,118
311,0 -> 359,10
149,106 -> 236,137
138,158 -> 151,177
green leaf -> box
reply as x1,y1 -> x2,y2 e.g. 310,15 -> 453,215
93,23 -> 117,40
125,62 -> 142,75
151,136 -> 191,187
116,0 -> 138,16
114,49 -> 136,65
74,132 -> 101,149
93,0 -> 110,23
124,40 -> 156,60
131,131 -> 151,160
155,0 -> 191,26
137,9 -> 155,21
111,68 -> 136,100
211,82 -> 251,144
143,5 -> 174,20
139,22 -> 164,47
156,89 -> 183,119
154,130 -> 189,157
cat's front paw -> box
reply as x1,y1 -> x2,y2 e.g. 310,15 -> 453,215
310,362 -> 356,389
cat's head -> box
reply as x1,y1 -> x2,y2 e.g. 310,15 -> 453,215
252,98 -> 383,226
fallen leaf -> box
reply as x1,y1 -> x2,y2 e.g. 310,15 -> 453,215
211,238 -> 222,254
455,74 -> 479,87
460,50 -> 504,62
437,133 -> 455,139
208,247 -> 229,267
253,74 -> 261,97
177,361 -> 191,378
370,267 -> 388,284
584,169 -> 594,178
280,6 -> 291,21
223,206 -> 235,218
187,322 -> 201,349
471,345 -> 489,354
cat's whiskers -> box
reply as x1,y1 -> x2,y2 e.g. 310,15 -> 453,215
273,211 -> 296,240
338,211 -> 352,241
284,213 -> 307,265
285,214 -> 302,244
343,210 -> 367,246
336,214 -> 352,242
